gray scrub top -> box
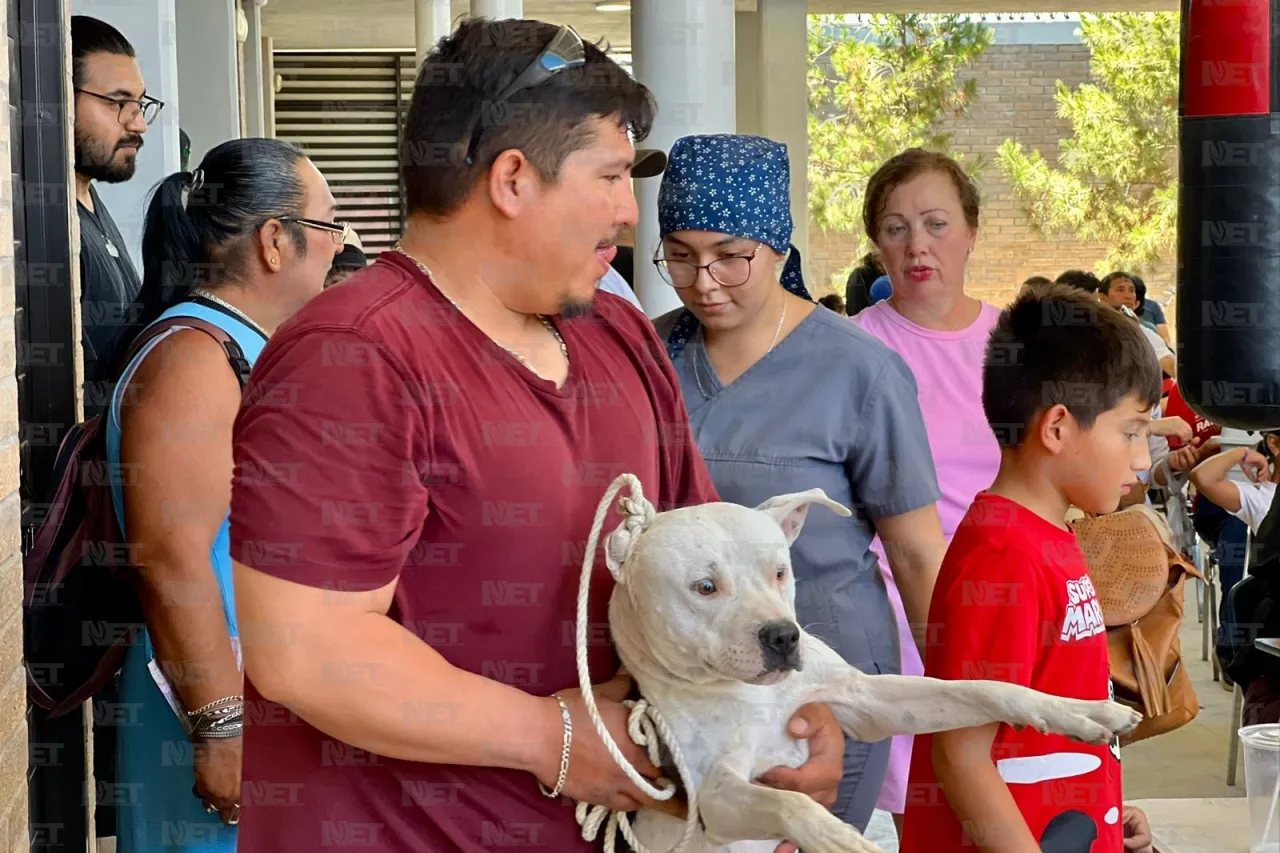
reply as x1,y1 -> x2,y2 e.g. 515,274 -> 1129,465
657,306 -> 942,677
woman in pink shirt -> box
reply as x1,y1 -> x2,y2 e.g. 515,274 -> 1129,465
852,149 -> 1003,835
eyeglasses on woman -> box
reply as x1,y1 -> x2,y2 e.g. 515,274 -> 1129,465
653,244 -> 764,289
277,216 -> 351,246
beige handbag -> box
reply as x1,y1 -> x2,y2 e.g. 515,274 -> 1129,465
1071,506 -> 1203,746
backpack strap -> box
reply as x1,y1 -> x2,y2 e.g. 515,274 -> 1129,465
123,315 -> 252,390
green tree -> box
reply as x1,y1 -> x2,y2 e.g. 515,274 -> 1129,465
807,14 -> 993,238
997,12 -> 1179,271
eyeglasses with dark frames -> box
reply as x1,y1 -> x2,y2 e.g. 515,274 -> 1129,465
463,24 -> 587,167
277,216 -> 351,246
75,89 -> 165,126
654,244 -> 765,289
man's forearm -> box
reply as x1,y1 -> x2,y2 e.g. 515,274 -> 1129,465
934,731 -> 1040,853
242,607 -> 558,777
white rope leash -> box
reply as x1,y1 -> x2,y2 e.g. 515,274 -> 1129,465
572,473 -> 701,853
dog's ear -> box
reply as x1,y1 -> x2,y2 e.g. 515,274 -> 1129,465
604,494 -> 656,582
604,522 -> 638,582
755,489 -> 852,545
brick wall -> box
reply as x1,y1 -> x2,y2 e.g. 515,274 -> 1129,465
0,0 -> 25,846
807,43 -> 1177,317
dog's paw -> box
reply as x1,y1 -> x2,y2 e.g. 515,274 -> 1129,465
792,819 -> 886,853
1055,699 -> 1143,744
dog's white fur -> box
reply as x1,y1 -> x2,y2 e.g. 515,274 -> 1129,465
602,489 -> 1143,853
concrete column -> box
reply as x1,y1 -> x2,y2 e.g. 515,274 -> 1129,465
734,11 -> 761,137
756,0 -> 809,285
470,0 -> 522,20
631,0 -> 736,318
174,0 -> 240,164
262,36 -> 275,137
243,0 -> 266,136
72,0 -> 183,264
416,0 -> 453,69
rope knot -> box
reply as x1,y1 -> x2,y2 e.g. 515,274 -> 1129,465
618,495 -> 655,534
574,473 -> 699,853
605,476 -> 656,582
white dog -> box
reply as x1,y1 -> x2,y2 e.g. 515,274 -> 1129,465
583,482 -> 1142,853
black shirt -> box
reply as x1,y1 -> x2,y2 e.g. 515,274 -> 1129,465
78,184 -> 143,418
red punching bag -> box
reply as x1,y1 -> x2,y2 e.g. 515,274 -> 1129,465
1178,0 -> 1280,429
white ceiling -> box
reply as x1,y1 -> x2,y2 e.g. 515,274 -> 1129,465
261,0 -> 1179,51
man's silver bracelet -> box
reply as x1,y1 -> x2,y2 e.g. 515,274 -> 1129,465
537,693 -> 572,798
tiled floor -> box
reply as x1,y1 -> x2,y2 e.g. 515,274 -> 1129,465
864,581 -> 1242,852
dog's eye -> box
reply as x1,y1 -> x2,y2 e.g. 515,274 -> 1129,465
694,578 -> 717,596
775,567 -> 786,581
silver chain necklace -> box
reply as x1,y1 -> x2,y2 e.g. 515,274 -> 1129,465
193,288 -> 268,338
392,243 -> 569,379
695,300 -> 787,399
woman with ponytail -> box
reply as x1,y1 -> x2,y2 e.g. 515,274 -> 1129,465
107,137 -> 341,852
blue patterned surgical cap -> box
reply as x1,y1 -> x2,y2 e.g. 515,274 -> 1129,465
658,134 -> 810,361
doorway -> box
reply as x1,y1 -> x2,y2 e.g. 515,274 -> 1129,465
10,1 -> 87,851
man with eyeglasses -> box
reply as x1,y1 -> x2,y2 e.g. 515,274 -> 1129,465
66,17 -> 165,848
71,15 -> 163,416
228,17 -> 844,853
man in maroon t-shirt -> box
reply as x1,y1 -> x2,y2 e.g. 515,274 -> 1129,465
229,18 -> 844,853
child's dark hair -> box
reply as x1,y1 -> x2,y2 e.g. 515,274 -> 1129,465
1259,430 -> 1280,460
1055,269 -> 1101,294
983,283 -> 1163,448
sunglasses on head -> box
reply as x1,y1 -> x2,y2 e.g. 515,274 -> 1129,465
464,24 -> 587,167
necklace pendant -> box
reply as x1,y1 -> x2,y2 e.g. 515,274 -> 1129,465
105,239 -> 119,258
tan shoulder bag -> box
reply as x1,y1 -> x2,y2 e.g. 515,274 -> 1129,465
1071,505 -> 1203,746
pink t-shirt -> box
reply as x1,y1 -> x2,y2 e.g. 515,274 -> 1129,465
855,300 -> 1002,539
854,298 -> 1003,814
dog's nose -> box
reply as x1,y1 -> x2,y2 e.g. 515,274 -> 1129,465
758,619 -> 801,669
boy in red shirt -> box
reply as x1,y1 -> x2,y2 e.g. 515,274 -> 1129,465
901,285 -> 1157,853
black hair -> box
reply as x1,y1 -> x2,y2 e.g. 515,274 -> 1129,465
983,282 -> 1163,448
117,138 -> 309,376
1022,275 -> 1053,289
402,18 -> 655,216
330,244 -> 367,273
1099,271 -> 1137,295
845,254 -> 885,316
1055,269 -> 1101,294
1259,430 -> 1280,461
819,294 -> 846,315
71,16 -> 136,90
1131,275 -> 1149,311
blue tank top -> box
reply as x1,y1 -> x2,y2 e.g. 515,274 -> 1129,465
105,299 -> 267,646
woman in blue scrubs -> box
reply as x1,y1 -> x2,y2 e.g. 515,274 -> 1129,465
652,133 -> 949,832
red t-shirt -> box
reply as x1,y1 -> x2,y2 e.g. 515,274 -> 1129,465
229,252 -> 719,853
1163,381 -> 1221,450
901,493 -> 1123,853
